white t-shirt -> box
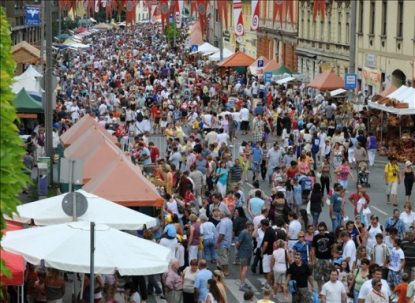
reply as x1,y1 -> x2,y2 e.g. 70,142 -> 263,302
321,280 -> 346,303
399,211 -> 415,232
217,133 -> 229,145
159,237 -> 179,261
342,239 -> 356,270
358,279 -> 390,300
356,197 -> 366,213
240,108 -> 250,121
372,243 -> 389,266
130,291 -> 141,303
288,220 -> 302,240
388,247 -> 405,272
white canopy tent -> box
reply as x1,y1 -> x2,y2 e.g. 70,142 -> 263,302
8,190 -> 157,230
276,76 -> 296,85
14,65 -> 42,81
11,75 -> 43,95
208,48 -> 234,61
330,88 -> 347,97
190,42 -> 219,55
2,221 -> 170,275
368,85 -> 415,115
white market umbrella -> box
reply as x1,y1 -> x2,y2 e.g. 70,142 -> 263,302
9,190 -> 157,230
208,48 -> 234,61
14,65 -> 42,80
2,221 -> 170,275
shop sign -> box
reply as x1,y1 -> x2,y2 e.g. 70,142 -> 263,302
362,67 -> 381,87
366,54 -> 376,69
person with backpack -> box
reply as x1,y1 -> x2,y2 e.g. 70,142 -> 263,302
311,132 -> 321,171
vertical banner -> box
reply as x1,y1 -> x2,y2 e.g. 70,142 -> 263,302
197,0 -> 208,34
105,0 -> 112,20
126,0 -> 136,25
173,0 -> 184,28
313,0 -> 326,21
95,0 -> 100,13
150,0 -> 158,24
24,5 -> 41,26
273,0 -> 284,27
218,0 -> 228,30
233,0 -> 244,37
285,0 -> 294,24
251,0 -> 259,30
189,0 -> 197,17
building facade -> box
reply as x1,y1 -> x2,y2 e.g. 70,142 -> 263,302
296,0 -> 351,82
0,0 -> 59,47
135,0 -> 149,23
256,0 -> 298,72
356,0 -> 415,94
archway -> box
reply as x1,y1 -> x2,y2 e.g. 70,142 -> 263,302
391,69 -> 406,87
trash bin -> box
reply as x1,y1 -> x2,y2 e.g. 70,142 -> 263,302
37,162 -> 48,198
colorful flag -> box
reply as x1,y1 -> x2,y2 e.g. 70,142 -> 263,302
172,0 -> 184,28
251,0 -> 260,31
105,0 -> 112,20
273,0 -> 284,27
95,0 -> 100,13
160,0 -> 170,29
126,0 -> 136,25
188,0 -> 197,17
285,0 -> 294,24
197,0 -> 208,34
150,0 -> 158,24
233,0 -> 244,37
313,0 -> 326,21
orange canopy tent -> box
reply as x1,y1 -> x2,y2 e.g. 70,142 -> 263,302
64,130 -> 124,184
217,51 -> 255,67
307,71 -> 344,90
82,155 -> 164,208
1,222 -> 25,286
60,115 -> 119,148
262,59 -> 280,73
379,84 -> 397,97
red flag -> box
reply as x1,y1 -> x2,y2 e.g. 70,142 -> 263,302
273,0 -> 284,27
197,0 -> 208,35
313,0 -> 326,21
285,0 -> 294,24
105,0 -> 113,20
189,0 -> 197,17
217,0 -> 228,30
160,0 -> 170,29
95,0 -> 100,13
58,0 -> 69,10
126,0 -> 136,25
251,0 -> 260,31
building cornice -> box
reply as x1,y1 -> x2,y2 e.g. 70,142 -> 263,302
296,47 -> 350,61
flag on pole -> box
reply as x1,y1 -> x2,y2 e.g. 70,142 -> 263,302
150,0 -> 158,24
251,0 -> 260,30
105,0 -> 112,20
188,0 -> 197,17
172,0 -> 183,28
233,0 -> 244,37
160,0 -> 170,29
197,0 -> 208,34
285,0 -> 294,24
217,0 -> 228,30
125,0 -> 136,25
88,0 -> 94,16
273,0 -> 284,27
313,0 -> 326,21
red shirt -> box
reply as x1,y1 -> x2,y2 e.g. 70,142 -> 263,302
150,146 -> 160,163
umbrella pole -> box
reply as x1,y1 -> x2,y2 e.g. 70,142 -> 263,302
90,222 -> 95,303
72,272 -> 77,303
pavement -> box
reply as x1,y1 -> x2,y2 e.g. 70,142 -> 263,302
19,133 -> 413,303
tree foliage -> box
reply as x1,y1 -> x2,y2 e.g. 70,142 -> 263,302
0,7 -> 30,279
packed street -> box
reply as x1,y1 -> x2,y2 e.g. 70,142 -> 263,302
1,1 -> 415,303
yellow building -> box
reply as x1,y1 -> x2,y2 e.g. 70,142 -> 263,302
297,0 -> 351,82
356,0 -> 415,94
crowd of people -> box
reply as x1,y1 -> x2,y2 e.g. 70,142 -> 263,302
16,20 -> 415,303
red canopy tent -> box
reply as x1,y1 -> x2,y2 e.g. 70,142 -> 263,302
307,71 -> 344,90
262,59 -> 280,73
217,51 -> 255,67
1,222 -> 25,286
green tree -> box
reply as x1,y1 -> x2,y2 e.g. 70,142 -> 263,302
0,7 -> 30,280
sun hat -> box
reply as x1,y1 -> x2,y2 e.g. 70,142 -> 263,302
405,161 -> 412,167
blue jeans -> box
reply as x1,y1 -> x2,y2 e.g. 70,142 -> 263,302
311,211 -> 320,226
339,179 -> 348,190
354,288 -> 359,303
331,211 -> 343,232
203,238 -> 217,261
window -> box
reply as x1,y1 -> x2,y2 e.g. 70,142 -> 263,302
381,1 -> 387,36
358,0 -> 364,33
320,21 -> 324,40
313,20 -> 317,40
215,8 -> 218,22
397,0 -> 403,38
328,21 -> 332,42
346,13 -> 350,43
369,1 -> 375,35
337,12 -> 342,43
307,15 -> 310,39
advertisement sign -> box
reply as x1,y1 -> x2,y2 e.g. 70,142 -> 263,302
24,5 -> 41,26
344,73 -> 357,90
362,67 -> 381,87
366,54 -> 377,69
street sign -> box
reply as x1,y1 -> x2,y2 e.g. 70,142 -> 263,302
24,5 -> 41,26
257,59 -> 264,68
59,158 -> 84,185
345,73 -> 357,90
264,72 -> 272,84
191,44 -> 198,52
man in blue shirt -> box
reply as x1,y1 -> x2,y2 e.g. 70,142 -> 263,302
194,259 -> 212,303
251,144 -> 263,181
247,190 -> 265,219
385,209 -> 405,239
215,211 -> 233,276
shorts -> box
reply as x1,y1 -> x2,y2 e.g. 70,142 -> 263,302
386,182 -> 398,195
273,271 -> 286,284
314,259 -> 332,282
218,248 -> 229,266
387,269 -> 402,287
262,254 -> 272,273
240,257 -> 251,267
240,121 -> 249,131
251,162 -> 260,173
154,117 -> 160,124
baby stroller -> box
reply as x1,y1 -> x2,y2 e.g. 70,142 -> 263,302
357,161 -> 370,187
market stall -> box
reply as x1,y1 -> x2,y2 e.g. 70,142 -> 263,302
307,71 -> 344,91
369,85 -> 415,162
